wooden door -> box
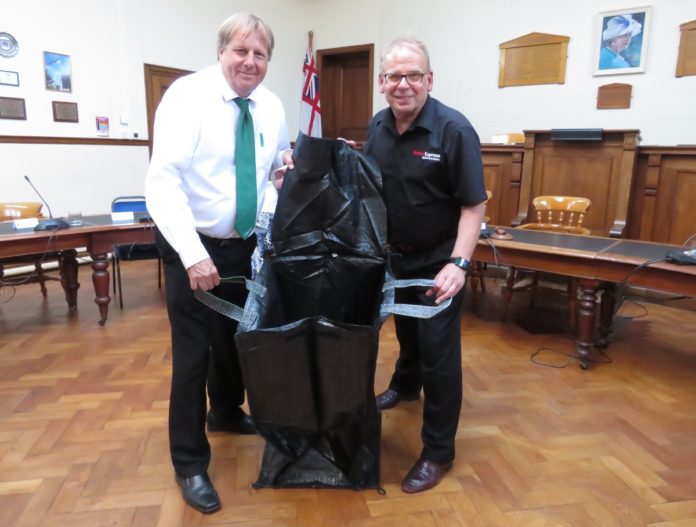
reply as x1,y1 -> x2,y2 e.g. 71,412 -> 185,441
317,44 -> 373,141
144,64 -> 192,155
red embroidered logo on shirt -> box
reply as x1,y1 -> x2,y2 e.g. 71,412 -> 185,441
412,149 -> 441,161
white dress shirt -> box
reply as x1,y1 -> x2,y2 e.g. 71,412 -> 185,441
145,64 -> 290,269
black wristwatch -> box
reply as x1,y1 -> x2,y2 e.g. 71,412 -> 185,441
448,257 -> 471,271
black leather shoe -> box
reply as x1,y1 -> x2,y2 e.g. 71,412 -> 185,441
175,473 -> 221,513
206,410 -> 256,434
375,388 -> 420,411
401,458 -> 452,493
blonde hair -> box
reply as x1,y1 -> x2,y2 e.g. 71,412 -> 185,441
217,13 -> 275,60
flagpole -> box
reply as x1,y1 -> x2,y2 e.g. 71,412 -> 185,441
301,30 -> 321,138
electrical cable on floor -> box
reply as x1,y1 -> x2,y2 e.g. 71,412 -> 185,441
614,297 -> 649,320
530,345 -> 612,368
0,286 -> 18,303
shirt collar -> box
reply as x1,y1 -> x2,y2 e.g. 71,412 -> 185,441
382,95 -> 435,135
217,63 -> 259,105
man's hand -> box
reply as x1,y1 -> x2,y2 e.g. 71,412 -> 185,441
337,137 -> 357,149
187,258 -> 220,291
272,149 -> 294,190
426,263 -> 466,304
272,165 -> 287,190
282,149 -> 294,169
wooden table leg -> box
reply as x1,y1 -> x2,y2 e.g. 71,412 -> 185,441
90,252 -> 111,325
597,282 -> 617,349
58,249 -> 79,310
468,262 -> 481,311
575,279 -> 599,369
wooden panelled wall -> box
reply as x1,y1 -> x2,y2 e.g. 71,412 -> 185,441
482,133 -> 696,245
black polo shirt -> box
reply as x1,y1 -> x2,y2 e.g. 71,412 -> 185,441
364,96 -> 486,250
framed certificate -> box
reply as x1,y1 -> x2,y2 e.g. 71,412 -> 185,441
0,70 -> 19,86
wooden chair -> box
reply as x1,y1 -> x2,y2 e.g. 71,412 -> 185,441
502,196 -> 591,330
1,202 -> 44,221
0,202 -> 62,296
468,190 -> 493,311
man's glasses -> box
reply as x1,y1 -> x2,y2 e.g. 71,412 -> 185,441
382,72 -> 428,86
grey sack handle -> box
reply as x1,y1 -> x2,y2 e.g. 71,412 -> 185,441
193,277 -> 265,324
380,278 -> 452,319
194,275 -> 452,324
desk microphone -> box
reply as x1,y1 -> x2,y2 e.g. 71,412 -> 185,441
24,175 -> 70,231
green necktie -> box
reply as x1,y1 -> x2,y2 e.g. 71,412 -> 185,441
233,97 -> 257,239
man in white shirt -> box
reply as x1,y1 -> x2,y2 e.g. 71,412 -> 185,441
145,13 -> 292,514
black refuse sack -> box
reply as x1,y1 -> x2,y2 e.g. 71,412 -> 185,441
238,134 -> 385,489
195,135 -> 450,489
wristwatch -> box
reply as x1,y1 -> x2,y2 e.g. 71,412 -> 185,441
448,257 -> 471,271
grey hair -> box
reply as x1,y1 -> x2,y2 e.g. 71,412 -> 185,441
380,36 -> 431,72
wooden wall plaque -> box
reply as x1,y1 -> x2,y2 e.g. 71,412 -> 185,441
499,32 -> 569,88
0,96 -> 26,120
597,83 -> 632,109
52,101 -> 79,123
676,20 -> 696,77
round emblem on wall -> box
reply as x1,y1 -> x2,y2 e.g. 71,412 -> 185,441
0,32 -> 19,58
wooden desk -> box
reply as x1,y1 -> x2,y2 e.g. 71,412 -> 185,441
473,229 -> 696,368
0,214 -> 156,325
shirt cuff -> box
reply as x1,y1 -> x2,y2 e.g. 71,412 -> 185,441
178,240 -> 210,270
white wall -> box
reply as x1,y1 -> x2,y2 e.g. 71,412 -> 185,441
309,0 -> 696,146
0,0 -> 312,216
1,0 -> 695,216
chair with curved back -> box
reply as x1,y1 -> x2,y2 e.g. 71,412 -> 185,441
111,196 -> 161,309
0,202 -> 62,296
502,195 -> 592,330
1,202 -> 44,221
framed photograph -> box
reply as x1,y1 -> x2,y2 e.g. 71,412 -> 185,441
594,7 -> 651,76
52,101 -> 79,123
43,51 -> 72,92
0,69 -> 19,87
0,96 -> 26,120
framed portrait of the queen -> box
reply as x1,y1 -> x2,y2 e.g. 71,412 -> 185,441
594,7 -> 651,76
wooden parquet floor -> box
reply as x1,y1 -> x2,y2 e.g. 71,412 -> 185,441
2,261 -> 696,527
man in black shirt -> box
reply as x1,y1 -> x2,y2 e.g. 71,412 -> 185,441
364,36 -> 487,493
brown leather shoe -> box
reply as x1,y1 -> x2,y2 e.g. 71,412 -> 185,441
375,388 -> 420,411
401,458 -> 452,493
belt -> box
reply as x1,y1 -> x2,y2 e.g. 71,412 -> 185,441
198,232 -> 249,247
386,238 -> 449,256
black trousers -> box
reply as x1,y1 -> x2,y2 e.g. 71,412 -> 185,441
387,244 -> 463,464
388,287 -> 464,464
156,229 -> 256,477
